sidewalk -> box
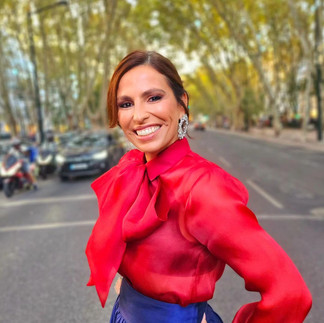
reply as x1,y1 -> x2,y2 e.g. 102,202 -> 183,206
213,127 -> 324,152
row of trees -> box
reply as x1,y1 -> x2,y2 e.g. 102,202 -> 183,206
0,0 -> 323,139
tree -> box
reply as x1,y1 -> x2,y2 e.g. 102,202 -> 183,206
0,0 -> 320,136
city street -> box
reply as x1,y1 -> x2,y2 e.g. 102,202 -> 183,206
0,129 -> 323,323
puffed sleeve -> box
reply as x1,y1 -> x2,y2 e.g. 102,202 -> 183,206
185,169 -> 312,323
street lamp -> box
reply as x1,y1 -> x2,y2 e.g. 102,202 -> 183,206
27,0 -> 68,144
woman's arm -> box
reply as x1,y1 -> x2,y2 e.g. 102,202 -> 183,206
185,170 -> 312,323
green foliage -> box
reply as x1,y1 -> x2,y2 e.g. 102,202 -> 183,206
0,0 -> 321,133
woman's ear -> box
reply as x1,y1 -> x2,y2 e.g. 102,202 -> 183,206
181,92 -> 188,108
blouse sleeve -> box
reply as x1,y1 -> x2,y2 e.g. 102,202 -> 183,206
185,169 -> 312,323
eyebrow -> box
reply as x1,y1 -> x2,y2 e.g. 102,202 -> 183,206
142,88 -> 166,97
117,88 -> 166,102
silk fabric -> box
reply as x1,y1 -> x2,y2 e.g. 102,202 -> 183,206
86,138 -> 312,322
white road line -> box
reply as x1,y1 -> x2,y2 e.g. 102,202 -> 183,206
219,156 -> 231,168
0,194 -> 96,208
247,180 -> 284,209
0,214 -> 322,233
0,220 -> 95,232
258,214 -> 323,220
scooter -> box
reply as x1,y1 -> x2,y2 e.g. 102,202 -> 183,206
0,153 -> 34,198
36,146 -> 57,179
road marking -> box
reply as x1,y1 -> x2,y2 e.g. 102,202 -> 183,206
247,180 -> 284,209
0,194 -> 96,208
0,214 -> 322,233
258,214 -> 324,220
0,220 -> 96,232
219,156 -> 231,168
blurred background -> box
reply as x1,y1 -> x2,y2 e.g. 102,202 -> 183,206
0,0 -> 323,322
0,0 -> 323,139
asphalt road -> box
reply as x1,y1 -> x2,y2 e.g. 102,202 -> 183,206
0,129 -> 323,323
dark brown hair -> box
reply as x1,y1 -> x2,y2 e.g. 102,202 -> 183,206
107,50 -> 189,127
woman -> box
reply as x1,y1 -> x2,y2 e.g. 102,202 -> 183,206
86,50 -> 312,323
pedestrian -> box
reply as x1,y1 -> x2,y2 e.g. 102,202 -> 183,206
85,50 -> 312,323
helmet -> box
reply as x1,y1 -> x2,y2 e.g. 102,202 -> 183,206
11,138 -> 21,147
20,145 -> 29,153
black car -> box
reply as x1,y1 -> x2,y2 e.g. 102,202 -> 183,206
56,131 -> 125,181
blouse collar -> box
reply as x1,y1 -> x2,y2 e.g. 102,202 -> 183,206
146,138 -> 191,181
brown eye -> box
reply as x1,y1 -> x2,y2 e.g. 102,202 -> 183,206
119,102 -> 133,108
148,95 -> 162,102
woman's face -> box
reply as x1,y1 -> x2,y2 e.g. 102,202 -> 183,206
117,65 -> 185,162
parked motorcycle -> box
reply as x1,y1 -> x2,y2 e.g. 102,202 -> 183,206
36,146 -> 57,179
0,152 -> 34,198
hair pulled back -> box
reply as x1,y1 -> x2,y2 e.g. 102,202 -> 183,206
107,50 -> 189,127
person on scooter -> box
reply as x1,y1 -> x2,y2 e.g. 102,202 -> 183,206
10,139 -> 38,190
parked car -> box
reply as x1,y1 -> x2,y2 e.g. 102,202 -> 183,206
57,131 -> 79,149
193,121 -> 206,131
56,131 -> 125,181
0,132 -> 12,141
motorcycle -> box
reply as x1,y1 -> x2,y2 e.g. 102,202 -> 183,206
0,153 -> 34,198
36,146 -> 57,179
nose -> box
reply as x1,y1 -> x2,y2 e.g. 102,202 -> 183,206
133,102 -> 149,123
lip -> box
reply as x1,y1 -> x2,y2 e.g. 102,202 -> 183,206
133,124 -> 161,139
134,124 -> 161,131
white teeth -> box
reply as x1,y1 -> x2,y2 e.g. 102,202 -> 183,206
136,126 -> 160,136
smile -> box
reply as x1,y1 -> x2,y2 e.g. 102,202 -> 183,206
135,126 -> 161,136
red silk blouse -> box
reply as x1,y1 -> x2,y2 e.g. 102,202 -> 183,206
85,138 -> 312,322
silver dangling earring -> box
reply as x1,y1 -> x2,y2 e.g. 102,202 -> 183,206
178,114 -> 189,140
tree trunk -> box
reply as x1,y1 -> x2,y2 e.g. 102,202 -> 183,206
0,34 -> 18,135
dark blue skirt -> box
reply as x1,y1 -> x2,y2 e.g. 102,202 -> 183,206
110,279 -> 223,323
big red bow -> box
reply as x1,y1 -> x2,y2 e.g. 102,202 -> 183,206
85,150 -> 169,307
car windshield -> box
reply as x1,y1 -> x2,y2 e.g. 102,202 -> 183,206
67,134 -> 107,148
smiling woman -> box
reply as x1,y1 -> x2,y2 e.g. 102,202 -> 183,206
117,65 -> 186,162
85,51 -> 312,323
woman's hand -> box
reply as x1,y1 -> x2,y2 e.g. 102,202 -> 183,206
114,277 -> 122,295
